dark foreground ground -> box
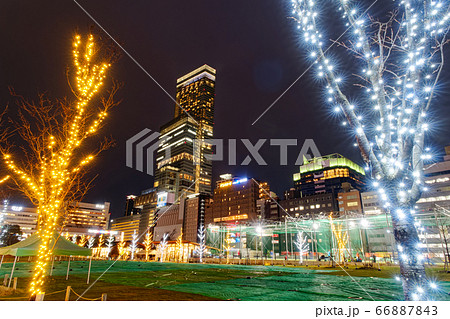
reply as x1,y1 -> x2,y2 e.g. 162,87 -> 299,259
0,261 -> 449,301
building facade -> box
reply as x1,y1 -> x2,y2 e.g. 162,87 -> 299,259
0,201 -> 110,238
293,153 -> 366,196
206,176 -> 269,224
63,202 -> 111,236
155,65 -> 216,198
109,214 -> 141,242
0,200 -> 38,237
338,187 -> 363,216
152,204 -> 184,241
183,193 -> 211,243
279,193 -> 337,219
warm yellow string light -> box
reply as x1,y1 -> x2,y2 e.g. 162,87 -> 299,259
79,234 -> 87,247
176,228 -> 183,262
144,232 -> 152,261
0,34 -> 112,297
118,237 -> 126,260
0,175 -> 10,184
329,214 -> 349,263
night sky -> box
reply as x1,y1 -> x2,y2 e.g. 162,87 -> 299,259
1,1 -> 449,219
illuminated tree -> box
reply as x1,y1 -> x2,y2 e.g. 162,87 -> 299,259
144,231 -> 152,261
0,108 -> 10,200
195,224 -> 206,263
294,231 -> 309,264
79,234 -> 87,247
130,230 -> 138,260
159,233 -> 169,263
106,234 -> 115,257
118,237 -> 127,260
0,176 -> 9,185
87,236 -> 95,249
289,0 -> 448,300
329,215 -> 349,263
71,235 -> 78,244
176,228 -> 184,262
0,33 -> 119,297
97,234 -> 105,257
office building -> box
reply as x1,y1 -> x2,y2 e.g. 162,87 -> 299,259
416,145 -> 450,210
0,200 -> 38,237
279,193 -> 337,219
183,193 -> 211,242
0,201 -> 110,238
111,188 -> 176,241
109,214 -> 141,242
155,65 -> 216,198
361,191 -> 385,215
63,202 -> 111,235
293,153 -> 366,196
152,204 -> 184,241
206,175 -> 270,224
338,184 -> 363,216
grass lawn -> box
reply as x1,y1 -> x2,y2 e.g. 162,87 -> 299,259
0,261 -> 449,301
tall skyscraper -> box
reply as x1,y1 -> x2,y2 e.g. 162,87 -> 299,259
154,65 -> 216,198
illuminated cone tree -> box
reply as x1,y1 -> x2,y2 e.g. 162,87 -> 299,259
0,34 -> 119,297
144,231 -> 152,261
289,0 -> 448,300
106,234 -> 115,257
196,224 -> 206,263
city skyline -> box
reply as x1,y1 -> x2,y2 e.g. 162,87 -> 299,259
0,0 -> 449,304
1,1 -> 449,221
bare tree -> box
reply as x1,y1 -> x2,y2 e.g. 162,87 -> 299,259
290,0 -> 449,300
0,33 -> 120,297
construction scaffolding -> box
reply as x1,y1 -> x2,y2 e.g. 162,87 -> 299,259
205,208 -> 450,267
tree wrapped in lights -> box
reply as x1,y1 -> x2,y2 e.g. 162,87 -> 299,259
79,234 -> 87,247
87,236 -> 95,249
0,33 -> 119,297
106,234 -> 115,258
289,0 -> 449,300
71,235 -> 77,245
130,230 -> 138,260
144,231 -> 152,261
294,231 -> 309,264
330,216 -> 349,263
117,236 -> 127,260
176,229 -> 184,262
97,234 -> 105,257
196,224 -> 207,263
0,176 -> 9,185
159,233 -> 169,263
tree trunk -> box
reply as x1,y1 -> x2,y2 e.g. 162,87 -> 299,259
29,206 -> 58,297
390,206 -> 429,300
